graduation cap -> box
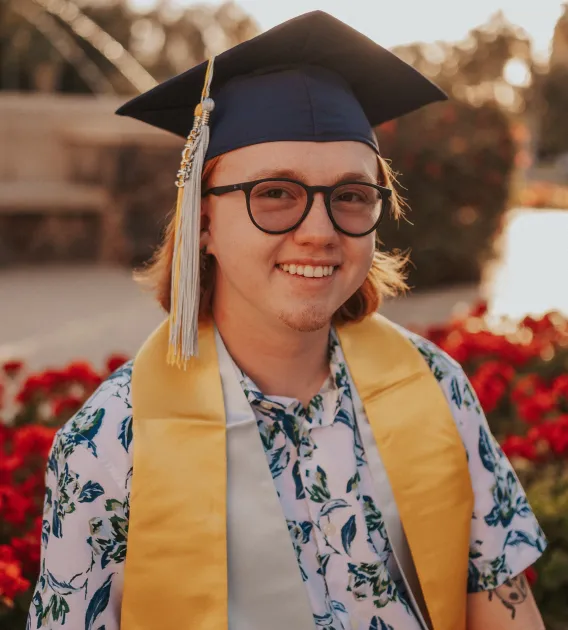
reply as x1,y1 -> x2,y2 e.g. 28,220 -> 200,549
116,11 -> 446,367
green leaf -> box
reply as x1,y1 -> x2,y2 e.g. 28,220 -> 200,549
79,481 -> 105,503
320,498 -> 349,518
85,575 -> 113,630
479,425 -> 496,473
292,460 -> 305,499
346,471 -> 360,493
341,515 -> 357,555
307,466 -> 331,503
118,415 -> 133,452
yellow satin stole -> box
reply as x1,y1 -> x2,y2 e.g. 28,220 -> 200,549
122,314 -> 473,630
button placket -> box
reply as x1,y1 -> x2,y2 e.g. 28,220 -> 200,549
240,342 -> 427,630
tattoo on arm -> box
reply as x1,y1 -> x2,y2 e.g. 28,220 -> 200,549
488,575 -> 529,619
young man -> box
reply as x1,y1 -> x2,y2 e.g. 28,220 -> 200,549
29,11 -> 546,630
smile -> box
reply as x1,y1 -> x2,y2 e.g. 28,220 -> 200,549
276,264 -> 337,278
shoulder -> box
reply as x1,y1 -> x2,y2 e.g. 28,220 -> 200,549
50,361 -> 134,490
397,323 -> 465,382
397,324 -> 476,396
30,365 -> 133,629
395,324 -> 485,440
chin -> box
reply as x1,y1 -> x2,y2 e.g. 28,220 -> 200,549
277,305 -> 333,333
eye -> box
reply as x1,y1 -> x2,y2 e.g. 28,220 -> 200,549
263,188 -> 292,199
252,181 -> 304,201
334,191 -> 365,203
332,184 -> 378,206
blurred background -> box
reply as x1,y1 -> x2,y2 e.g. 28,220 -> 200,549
1,1 -> 568,628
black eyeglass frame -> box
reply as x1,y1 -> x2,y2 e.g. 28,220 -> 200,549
202,178 -> 392,237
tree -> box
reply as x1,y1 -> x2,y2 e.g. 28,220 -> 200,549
0,0 -> 259,94
537,4 -> 568,161
391,11 -> 535,113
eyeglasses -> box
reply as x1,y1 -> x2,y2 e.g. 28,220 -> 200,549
202,178 -> 391,237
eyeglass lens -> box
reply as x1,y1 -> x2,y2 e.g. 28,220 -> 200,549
249,180 -> 384,234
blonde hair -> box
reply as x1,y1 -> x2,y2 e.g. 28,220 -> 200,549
136,153 -> 408,323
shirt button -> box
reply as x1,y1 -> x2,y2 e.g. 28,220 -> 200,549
323,523 -> 337,536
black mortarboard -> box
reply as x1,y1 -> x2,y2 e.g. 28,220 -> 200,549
116,11 -> 446,159
117,11 -> 446,367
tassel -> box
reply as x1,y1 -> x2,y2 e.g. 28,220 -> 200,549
167,58 -> 215,368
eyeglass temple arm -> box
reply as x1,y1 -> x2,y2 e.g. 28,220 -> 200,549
202,183 -> 243,197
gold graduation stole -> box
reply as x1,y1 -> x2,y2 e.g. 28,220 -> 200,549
122,314 -> 473,630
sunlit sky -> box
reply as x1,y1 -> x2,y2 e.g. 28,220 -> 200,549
129,0 -> 565,60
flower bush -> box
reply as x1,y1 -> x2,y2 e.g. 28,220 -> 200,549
376,100 -> 517,290
0,354 -> 128,629
424,305 -> 568,629
1,309 -> 568,628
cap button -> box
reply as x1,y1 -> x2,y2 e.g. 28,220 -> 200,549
202,97 -> 215,113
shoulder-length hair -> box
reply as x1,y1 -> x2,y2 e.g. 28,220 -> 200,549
136,153 -> 408,324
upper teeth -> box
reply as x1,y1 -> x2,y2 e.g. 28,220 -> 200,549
278,264 -> 336,277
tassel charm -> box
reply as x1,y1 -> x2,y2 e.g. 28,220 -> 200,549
168,59 -> 215,368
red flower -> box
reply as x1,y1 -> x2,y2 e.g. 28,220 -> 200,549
12,425 -> 57,460
511,375 -> 546,403
15,369 -> 69,404
16,473 -> 47,499
0,454 -> 24,485
16,374 -> 48,405
470,361 -> 515,413
0,486 -> 33,527
0,545 -> 30,607
64,361 -> 102,389
2,360 -> 23,379
438,330 -> 470,363
51,395 -> 83,419
524,566 -> 538,586
501,435 -> 537,461
552,374 -> 568,400
521,314 -> 556,336
106,354 -> 129,374
10,521 -> 42,576
39,369 -> 67,390
0,423 -> 13,449
517,391 -> 556,425
539,415 -> 568,456
423,324 -> 450,347
437,328 -> 533,367
469,302 -> 488,318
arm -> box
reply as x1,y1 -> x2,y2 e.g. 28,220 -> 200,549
404,333 -> 548,629
467,574 -> 545,629
447,364 -> 547,627
28,368 -> 132,629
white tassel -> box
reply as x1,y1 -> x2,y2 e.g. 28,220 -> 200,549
168,59 -> 215,368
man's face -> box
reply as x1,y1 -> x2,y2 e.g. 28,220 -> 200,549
202,141 -> 377,333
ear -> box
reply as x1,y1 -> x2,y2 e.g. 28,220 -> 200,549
200,202 -> 211,249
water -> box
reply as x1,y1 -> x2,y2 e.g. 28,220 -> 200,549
489,208 -> 568,319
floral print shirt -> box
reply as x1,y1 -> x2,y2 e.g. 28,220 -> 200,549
238,332 -> 422,630
27,328 -> 546,630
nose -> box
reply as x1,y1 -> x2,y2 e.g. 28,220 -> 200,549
293,192 -> 339,247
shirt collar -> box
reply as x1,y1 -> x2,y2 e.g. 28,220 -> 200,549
237,329 -> 349,429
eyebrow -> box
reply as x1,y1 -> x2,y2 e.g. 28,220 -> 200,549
249,168 -> 379,185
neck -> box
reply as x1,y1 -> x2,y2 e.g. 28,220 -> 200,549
213,303 -> 331,407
